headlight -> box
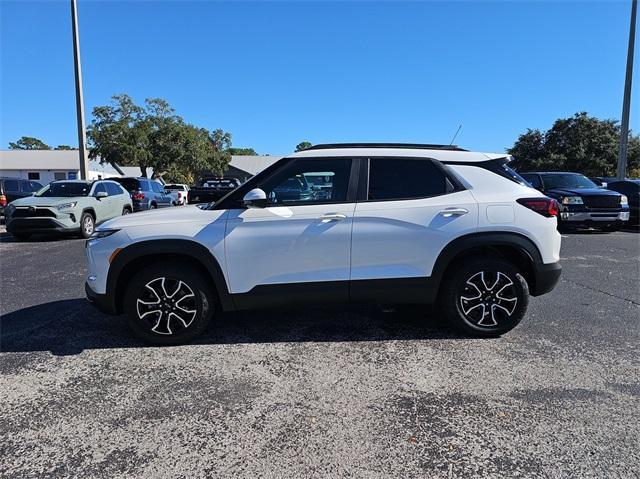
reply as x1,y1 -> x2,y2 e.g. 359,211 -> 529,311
620,195 -> 628,205
56,202 -> 77,210
89,229 -> 119,240
561,196 -> 583,205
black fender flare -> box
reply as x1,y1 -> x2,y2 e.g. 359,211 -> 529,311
107,239 -> 234,313
430,232 -> 544,293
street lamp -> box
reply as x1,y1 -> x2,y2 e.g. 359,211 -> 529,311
71,0 -> 89,180
617,0 -> 637,180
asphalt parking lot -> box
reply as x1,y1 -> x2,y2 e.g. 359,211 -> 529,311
1,225 -> 639,479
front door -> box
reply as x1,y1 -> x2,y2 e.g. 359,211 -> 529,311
224,158 -> 356,307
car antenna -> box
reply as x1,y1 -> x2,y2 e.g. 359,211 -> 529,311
449,124 -> 462,145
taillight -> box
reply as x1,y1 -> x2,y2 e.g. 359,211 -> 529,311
132,192 -> 145,200
0,195 -> 6,207
517,197 -> 559,217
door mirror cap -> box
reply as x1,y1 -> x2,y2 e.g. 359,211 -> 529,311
243,188 -> 267,208
95,191 -> 108,199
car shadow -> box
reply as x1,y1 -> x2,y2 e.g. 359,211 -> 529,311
0,230 -> 81,243
0,299 -> 466,356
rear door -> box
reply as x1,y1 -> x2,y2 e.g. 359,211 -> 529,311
350,158 -> 478,301
224,158 -> 356,304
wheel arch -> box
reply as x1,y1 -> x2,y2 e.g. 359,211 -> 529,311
107,239 -> 233,314
431,232 -> 544,298
81,207 -> 96,219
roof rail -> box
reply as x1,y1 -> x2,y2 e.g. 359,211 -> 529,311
303,142 -> 467,152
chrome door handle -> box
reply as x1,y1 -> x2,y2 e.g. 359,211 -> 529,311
439,208 -> 468,217
319,213 -> 347,221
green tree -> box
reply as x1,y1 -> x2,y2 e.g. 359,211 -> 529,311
8,136 -> 51,150
295,141 -> 312,152
229,147 -> 258,155
508,112 -> 639,177
55,145 -> 74,150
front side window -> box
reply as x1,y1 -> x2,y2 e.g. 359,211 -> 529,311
151,182 -> 163,193
27,181 -> 43,192
36,182 -> 91,197
368,158 -> 450,201
259,159 -> 352,206
106,182 -> 123,195
541,174 -> 597,190
93,183 -> 107,196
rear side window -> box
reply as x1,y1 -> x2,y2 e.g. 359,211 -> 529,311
4,179 -> 19,192
368,158 -> 449,201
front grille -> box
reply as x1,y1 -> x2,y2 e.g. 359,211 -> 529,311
12,208 -> 57,218
583,195 -> 620,209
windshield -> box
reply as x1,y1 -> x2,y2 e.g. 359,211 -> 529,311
542,174 -> 597,189
35,182 -> 92,197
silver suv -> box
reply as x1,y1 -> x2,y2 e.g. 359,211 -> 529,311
5,180 -> 133,240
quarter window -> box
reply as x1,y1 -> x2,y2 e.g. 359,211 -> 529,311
368,158 -> 450,201
260,159 -> 352,205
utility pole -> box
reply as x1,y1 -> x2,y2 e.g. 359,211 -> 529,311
617,0 -> 637,180
71,0 -> 89,180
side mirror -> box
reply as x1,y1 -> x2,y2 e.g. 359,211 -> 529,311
243,188 -> 267,208
95,191 -> 108,199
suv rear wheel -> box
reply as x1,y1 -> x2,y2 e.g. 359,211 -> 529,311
440,258 -> 529,337
80,212 -> 95,239
123,263 -> 214,345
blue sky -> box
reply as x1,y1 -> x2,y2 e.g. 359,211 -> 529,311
1,0 -> 637,155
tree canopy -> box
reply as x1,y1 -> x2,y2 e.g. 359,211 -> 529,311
229,147 -> 258,156
87,94 -> 232,183
295,141 -> 312,152
9,136 -> 51,150
508,112 -> 639,177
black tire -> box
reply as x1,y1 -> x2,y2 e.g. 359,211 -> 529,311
12,233 -> 30,241
439,257 -> 529,337
80,212 -> 95,239
601,224 -> 620,232
123,262 -> 214,345
122,207 -> 132,215
149,203 -> 157,210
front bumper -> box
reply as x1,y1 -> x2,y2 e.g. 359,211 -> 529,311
559,207 -> 629,224
85,282 -> 118,315
531,261 -> 562,296
6,217 -> 80,234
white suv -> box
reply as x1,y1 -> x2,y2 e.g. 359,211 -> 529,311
85,143 -> 562,344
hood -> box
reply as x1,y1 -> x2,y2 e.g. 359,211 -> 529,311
9,196 -> 81,207
98,205 -> 227,230
545,187 -> 620,197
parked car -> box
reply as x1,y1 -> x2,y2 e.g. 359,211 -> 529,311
5,180 -> 132,240
164,184 -> 189,205
187,177 -> 241,204
604,179 -> 640,224
0,177 -> 43,217
86,143 -> 562,345
520,172 -> 630,231
111,177 -> 174,211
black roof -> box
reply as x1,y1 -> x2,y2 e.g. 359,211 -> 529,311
303,143 -> 467,152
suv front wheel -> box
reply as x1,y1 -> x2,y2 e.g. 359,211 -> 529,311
123,263 -> 214,345
440,258 -> 529,337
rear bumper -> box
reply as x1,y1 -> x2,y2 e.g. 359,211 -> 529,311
531,261 -> 562,296
85,282 -> 118,315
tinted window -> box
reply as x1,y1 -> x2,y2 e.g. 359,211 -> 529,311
105,182 -> 123,195
113,178 -> 142,192
151,182 -> 163,193
541,174 -> 597,189
4,179 -> 19,192
260,159 -> 352,205
93,183 -> 107,196
368,159 -> 448,201
36,182 -> 91,197
521,174 -> 542,189
27,181 -> 43,192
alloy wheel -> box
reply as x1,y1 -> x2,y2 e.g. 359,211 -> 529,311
136,277 -> 198,335
459,271 -> 518,327
83,216 -> 94,236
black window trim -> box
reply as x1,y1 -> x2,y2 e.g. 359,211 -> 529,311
361,156 -> 466,203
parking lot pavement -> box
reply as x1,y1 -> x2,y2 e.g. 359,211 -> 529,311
1,230 -> 639,479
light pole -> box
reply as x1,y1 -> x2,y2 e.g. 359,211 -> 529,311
71,0 -> 89,180
617,0 -> 637,180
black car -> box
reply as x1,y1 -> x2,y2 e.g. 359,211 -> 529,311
604,179 -> 640,224
520,172 -> 630,231
112,177 -> 173,211
0,177 -> 43,216
187,177 -> 242,204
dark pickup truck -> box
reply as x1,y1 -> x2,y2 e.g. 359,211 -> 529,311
187,177 -> 242,204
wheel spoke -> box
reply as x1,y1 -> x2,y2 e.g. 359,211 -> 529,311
458,269 -> 519,328
136,276 -> 198,336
